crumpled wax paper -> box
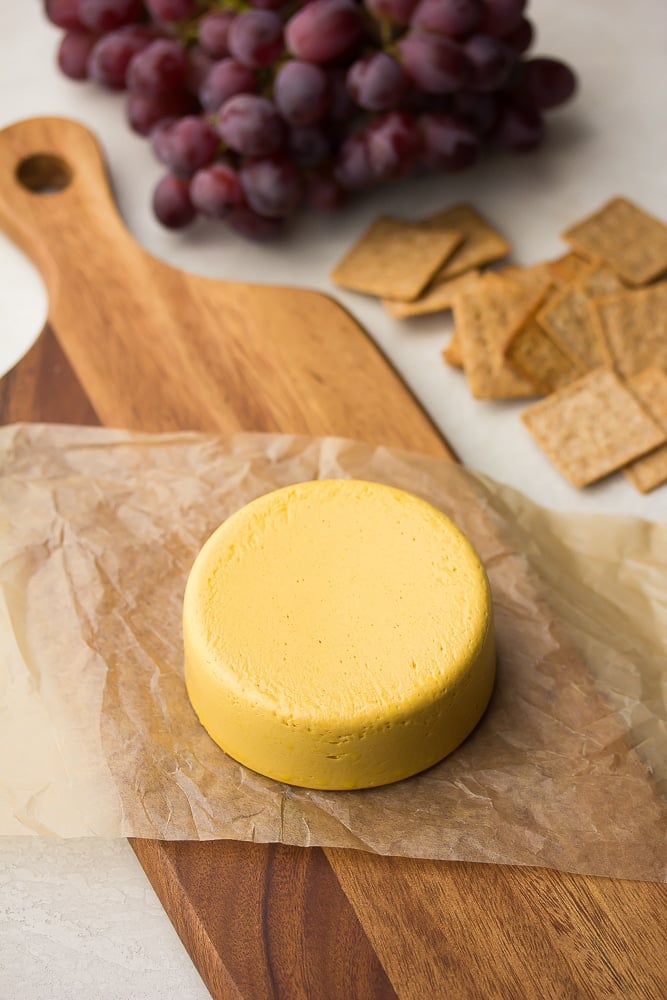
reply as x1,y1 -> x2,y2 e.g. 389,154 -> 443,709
0,422 -> 665,881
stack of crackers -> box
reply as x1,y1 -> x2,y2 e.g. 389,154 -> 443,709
331,197 -> 667,493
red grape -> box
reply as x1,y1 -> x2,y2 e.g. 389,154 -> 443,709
419,112 -> 478,169
228,10 -> 284,69
153,173 -> 196,228
217,94 -> 285,157
304,169 -> 344,210
44,0 -> 83,30
58,30 -> 97,80
199,59 -> 257,113
190,163 -> 244,218
227,204 -> 285,240
334,130 -> 374,189
412,0 -> 483,40
366,111 -> 422,179
285,0 -> 365,64
512,58 -> 577,110
453,90 -> 499,134
288,125 -> 331,166
494,101 -> 543,150
398,32 -> 471,93
503,16 -> 533,53
126,90 -> 196,134
145,0 -> 197,21
364,0 -> 418,25
186,45 -> 214,92
127,39 -> 189,97
240,156 -> 302,218
79,0 -> 143,33
464,34 -> 516,91
151,116 -> 219,175
88,26 -> 155,90
197,11 -> 235,59
44,0 -> 578,240
327,67 -> 357,121
274,61 -> 329,126
480,0 -> 526,38
347,52 -> 409,112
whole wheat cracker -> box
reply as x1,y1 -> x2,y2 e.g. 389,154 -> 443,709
537,265 -> 625,371
544,252 -> 593,287
422,204 -> 510,281
330,217 -> 462,301
562,196 -> 667,286
453,272 -> 546,399
520,368 -> 666,487
591,282 -> 667,378
624,367 -> 667,493
383,269 -> 481,319
442,332 -> 463,368
505,319 -> 583,395
498,262 -> 555,294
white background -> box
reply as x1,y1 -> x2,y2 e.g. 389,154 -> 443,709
1,2 -> 665,998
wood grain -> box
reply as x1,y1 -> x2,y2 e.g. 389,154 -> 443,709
1,116 -> 665,1000
0,324 -> 99,427
131,840 -> 398,1000
328,852 -> 667,1000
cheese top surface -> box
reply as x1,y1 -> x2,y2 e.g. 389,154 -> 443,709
183,478 -> 495,789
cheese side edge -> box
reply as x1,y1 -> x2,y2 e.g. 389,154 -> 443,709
183,479 -> 496,790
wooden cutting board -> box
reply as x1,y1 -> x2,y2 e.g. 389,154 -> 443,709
1,117 -> 665,1000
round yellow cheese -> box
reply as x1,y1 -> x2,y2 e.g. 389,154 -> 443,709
183,479 -> 495,790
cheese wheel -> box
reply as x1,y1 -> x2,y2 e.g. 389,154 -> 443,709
183,479 -> 495,790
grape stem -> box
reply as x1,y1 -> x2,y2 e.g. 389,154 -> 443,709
378,16 -> 393,50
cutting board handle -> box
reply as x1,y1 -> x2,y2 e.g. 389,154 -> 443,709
0,115 -> 449,452
0,116 -> 135,291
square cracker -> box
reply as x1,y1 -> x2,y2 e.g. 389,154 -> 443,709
505,318 -> 582,395
591,282 -> 667,378
544,252 -> 593,287
624,367 -> 667,493
423,204 -> 510,280
576,263 -> 626,296
498,262 -> 555,294
520,368 -> 666,487
562,197 -> 667,286
383,268 -> 480,318
330,217 -> 462,301
442,332 -> 463,368
453,271 -> 546,399
537,265 -> 624,370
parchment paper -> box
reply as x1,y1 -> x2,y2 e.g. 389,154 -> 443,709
0,423 -> 665,880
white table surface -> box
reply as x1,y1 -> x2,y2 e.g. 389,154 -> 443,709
1,2 -> 665,997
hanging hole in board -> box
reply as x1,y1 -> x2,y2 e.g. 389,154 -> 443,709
16,153 -> 72,194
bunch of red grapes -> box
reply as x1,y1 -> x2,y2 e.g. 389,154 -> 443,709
45,0 -> 577,239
